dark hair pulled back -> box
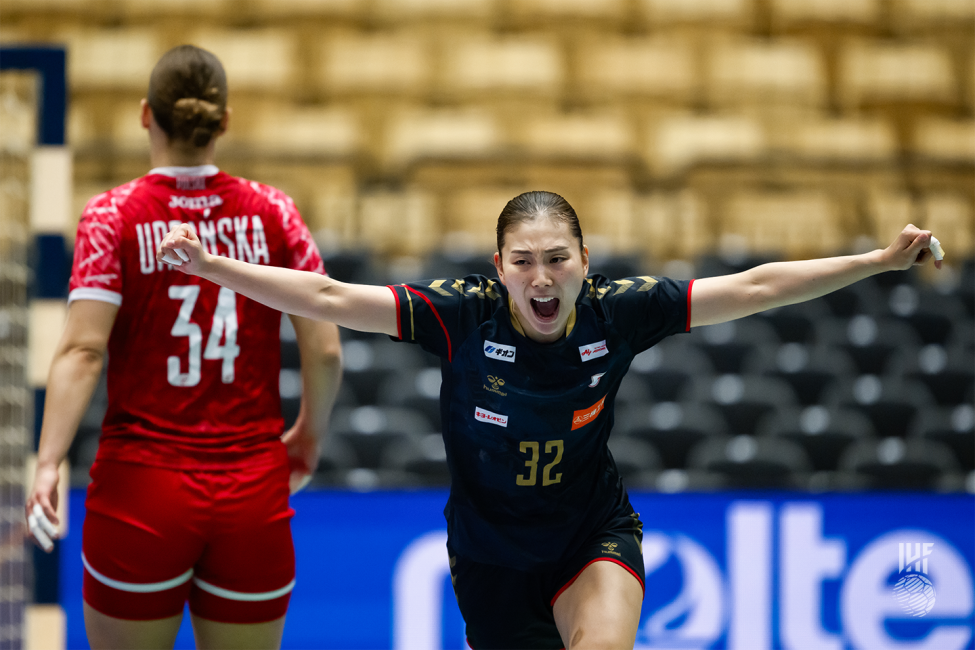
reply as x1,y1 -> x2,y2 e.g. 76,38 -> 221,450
147,45 -> 227,148
496,191 -> 583,255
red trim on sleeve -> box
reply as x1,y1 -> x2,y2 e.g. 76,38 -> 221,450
387,285 -> 402,340
550,557 -> 646,607
685,278 -> 695,332
404,285 -> 453,363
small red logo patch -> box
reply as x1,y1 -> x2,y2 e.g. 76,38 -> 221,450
572,396 -> 606,431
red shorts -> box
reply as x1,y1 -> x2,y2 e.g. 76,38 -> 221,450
81,453 -> 295,623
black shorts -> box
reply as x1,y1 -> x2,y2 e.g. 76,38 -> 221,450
448,503 -> 645,650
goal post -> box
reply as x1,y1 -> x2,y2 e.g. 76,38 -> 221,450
1,44 -> 70,650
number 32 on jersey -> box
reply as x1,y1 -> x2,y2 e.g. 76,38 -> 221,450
517,440 -> 564,487
167,285 -> 240,387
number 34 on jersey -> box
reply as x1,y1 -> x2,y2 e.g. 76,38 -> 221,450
167,285 -> 240,387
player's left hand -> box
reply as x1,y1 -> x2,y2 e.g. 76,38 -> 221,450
882,224 -> 943,271
281,422 -> 320,494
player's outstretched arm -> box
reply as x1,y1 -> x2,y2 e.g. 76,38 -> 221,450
689,224 -> 943,328
26,299 -> 117,551
157,224 -> 398,336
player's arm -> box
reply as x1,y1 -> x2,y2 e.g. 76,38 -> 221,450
689,224 -> 941,327
157,224 -> 398,336
281,316 -> 343,493
26,299 -> 118,551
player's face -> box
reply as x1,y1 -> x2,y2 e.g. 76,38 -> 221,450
494,218 -> 589,344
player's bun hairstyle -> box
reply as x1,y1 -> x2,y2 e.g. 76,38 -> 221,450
496,191 -> 584,255
147,45 -> 227,148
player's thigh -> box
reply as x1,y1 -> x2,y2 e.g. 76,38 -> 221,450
449,549 -> 564,650
191,614 -> 286,650
552,560 -> 643,650
84,603 -> 182,650
190,460 -> 296,625
82,459 -> 205,621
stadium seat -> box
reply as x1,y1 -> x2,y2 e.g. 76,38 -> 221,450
320,33 -> 430,95
331,406 -> 436,469
776,118 -> 897,166
822,375 -> 935,439
521,112 -> 633,161
608,437 -> 663,480
910,404 -> 975,471
575,36 -> 697,102
707,39 -> 826,108
615,400 -> 728,469
914,118 -> 975,165
628,339 -> 714,402
885,283 -> 968,345
722,191 -> 844,259
686,374 -> 798,436
838,42 -> 956,107
754,300 -> 829,344
640,0 -> 753,26
381,433 -> 451,485
439,36 -> 563,96
688,434 -> 812,489
816,315 -> 920,375
626,468 -> 729,492
743,343 -> 858,405
839,437 -> 960,490
646,114 -> 766,176
383,108 -> 501,170
758,405 -> 875,472
770,0 -> 879,26
190,29 -> 296,91
377,367 -> 443,431
896,343 -> 975,406
689,317 -> 779,374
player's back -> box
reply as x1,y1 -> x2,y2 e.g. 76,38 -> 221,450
69,166 -> 324,468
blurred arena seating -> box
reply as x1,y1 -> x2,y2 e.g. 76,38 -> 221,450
4,0 -> 970,492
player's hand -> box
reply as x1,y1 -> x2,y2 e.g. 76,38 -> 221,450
26,462 -> 60,553
882,224 -> 943,272
157,223 -> 208,274
281,421 -> 320,494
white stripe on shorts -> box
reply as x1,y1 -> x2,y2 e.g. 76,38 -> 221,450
82,553 -> 193,593
192,577 -> 296,602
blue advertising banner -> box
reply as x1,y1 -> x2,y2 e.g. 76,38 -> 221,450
61,489 -> 974,649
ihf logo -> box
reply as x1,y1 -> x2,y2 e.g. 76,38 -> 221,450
893,542 -> 937,617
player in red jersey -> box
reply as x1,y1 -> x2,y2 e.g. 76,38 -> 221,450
25,45 -> 342,649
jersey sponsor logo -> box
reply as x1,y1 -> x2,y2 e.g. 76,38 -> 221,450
589,372 -> 606,388
474,406 -> 508,428
484,375 -> 507,397
483,340 -> 516,363
571,396 -> 606,431
168,194 -> 223,211
579,340 -> 609,361
600,541 -> 621,557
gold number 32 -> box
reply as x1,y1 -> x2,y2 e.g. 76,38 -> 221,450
516,440 -> 564,486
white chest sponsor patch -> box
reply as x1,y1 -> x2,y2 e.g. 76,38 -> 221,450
484,340 -> 516,363
475,407 -> 508,427
579,340 -> 609,361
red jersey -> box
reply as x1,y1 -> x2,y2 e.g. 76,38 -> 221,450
68,165 -> 325,470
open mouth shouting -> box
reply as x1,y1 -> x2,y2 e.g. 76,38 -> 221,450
531,297 -> 560,322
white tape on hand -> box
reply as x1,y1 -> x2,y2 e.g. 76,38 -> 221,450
289,472 -> 312,495
175,248 -> 190,262
929,236 -> 944,261
32,504 -> 57,536
162,252 -> 183,266
28,505 -> 55,551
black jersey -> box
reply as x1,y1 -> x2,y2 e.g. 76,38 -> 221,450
387,274 -> 691,570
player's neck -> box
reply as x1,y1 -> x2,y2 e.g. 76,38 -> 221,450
149,139 -> 217,169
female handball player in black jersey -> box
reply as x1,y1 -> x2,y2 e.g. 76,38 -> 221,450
159,190 -> 941,649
